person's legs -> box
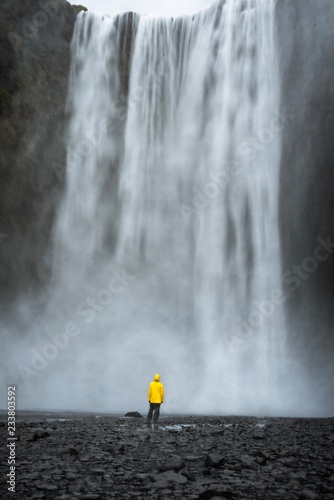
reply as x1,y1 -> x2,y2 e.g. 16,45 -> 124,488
147,403 -> 154,423
153,403 -> 161,423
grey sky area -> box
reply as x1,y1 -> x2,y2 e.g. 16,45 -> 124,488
75,0 -> 214,16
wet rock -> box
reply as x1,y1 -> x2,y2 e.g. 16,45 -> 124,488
65,472 -> 78,479
185,455 -> 205,461
298,491 -> 320,500
105,443 -> 125,454
180,466 -> 196,481
90,469 -> 105,476
36,483 -> 58,491
238,454 -> 257,469
257,450 -> 271,459
68,483 -> 86,494
134,472 -> 151,484
25,430 -> 51,441
209,429 -> 225,436
67,447 -> 79,456
154,470 -> 188,486
199,486 -> 234,498
157,489 -> 173,498
279,457 -> 299,467
204,453 -> 225,468
20,472 -> 41,480
253,429 -> 266,439
125,411 -> 143,418
158,457 -> 186,472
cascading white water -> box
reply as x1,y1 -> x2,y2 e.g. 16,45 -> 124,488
48,0 -> 289,414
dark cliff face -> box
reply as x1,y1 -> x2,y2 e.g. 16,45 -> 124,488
277,0 -> 334,395
0,4 -> 137,304
0,0 -> 85,301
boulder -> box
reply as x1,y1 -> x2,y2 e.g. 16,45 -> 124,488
204,453 -> 225,468
125,411 -> 143,418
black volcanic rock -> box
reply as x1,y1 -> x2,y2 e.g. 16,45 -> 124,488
158,457 -> 186,472
299,490 -> 320,500
25,428 -> 51,441
0,413 -> 333,499
204,452 -> 225,468
125,411 -> 143,418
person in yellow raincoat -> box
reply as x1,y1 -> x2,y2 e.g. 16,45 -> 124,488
147,373 -> 164,424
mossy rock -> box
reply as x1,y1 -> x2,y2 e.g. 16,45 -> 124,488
72,4 -> 88,14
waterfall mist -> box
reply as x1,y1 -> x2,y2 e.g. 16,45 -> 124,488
2,0 -> 333,417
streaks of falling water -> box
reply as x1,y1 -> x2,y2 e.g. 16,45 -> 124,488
52,0 -> 287,414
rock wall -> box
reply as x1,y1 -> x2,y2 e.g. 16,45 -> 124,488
277,0 -> 334,396
0,0 -> 87,301
0,2 -> 139,304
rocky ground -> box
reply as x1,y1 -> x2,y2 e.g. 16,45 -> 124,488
1,411 -> 334,499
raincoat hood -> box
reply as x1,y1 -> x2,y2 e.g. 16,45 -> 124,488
154,374 -> 160,382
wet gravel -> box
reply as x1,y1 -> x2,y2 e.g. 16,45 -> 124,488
1,412 -> 334,499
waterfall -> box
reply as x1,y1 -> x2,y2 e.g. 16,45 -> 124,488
50,0 -> 289,414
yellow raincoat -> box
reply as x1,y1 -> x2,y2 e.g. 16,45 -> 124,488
148,374 -> 164,404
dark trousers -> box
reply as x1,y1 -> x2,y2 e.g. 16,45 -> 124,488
147,403 -> 161,423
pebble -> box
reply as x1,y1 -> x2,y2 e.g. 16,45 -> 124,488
158,458 -> 186,472
299,490 -> 320,500
36,484 -> 58,491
